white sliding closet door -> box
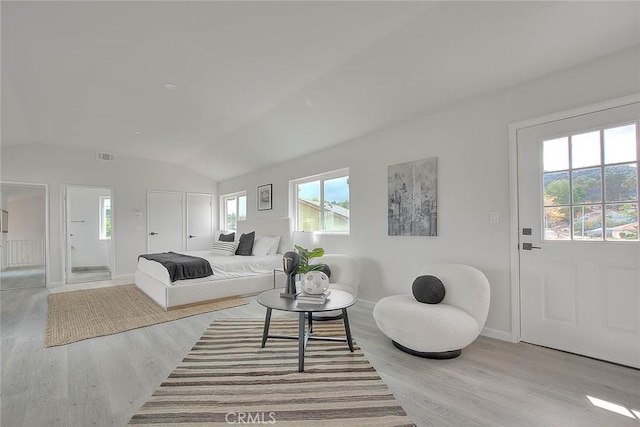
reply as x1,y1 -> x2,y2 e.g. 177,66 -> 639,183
186,193 -> 213,251
148,191 -> 184,253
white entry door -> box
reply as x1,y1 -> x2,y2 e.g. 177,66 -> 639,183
148,191 -> 184,253
517,102 -> 639,368
186,193 -> 213,251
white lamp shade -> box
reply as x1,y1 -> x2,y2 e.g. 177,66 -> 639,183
292,230 -> 316,249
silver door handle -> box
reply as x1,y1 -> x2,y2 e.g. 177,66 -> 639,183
188,235 -> 196,238
149,232 -> 159,236
522,243 -> 541,250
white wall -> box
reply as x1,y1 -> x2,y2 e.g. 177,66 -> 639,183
0,186 -> 47,269
67,186 -> 110,268
219,46 -> 640,336
6,191 -> 46,241
1,145 -> 217,285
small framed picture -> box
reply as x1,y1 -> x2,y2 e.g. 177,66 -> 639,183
257,184 -> 272,211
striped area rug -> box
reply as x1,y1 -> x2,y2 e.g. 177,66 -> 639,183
130,318 -> 414,426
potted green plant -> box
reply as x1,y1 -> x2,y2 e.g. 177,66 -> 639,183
294,245 -> 325,274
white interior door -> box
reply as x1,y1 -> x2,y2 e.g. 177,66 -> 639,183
148,191 -> 184,253
186,193 -> 213,251
517,102 -> 640,368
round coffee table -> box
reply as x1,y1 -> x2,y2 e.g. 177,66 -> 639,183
257,288 -> 356,372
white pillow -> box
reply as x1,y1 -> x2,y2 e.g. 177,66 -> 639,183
211,240 -> 239,256
252,235 -> 280,256
267,236 -> 281,255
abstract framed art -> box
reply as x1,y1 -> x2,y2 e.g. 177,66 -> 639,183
388,157 -> 437,236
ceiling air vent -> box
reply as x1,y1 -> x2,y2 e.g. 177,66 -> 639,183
96,152 -> 116,162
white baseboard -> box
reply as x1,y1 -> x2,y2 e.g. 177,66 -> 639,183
115,274 -> 135,283
49,274 -> 135,294
481,327 -> 513,342
48,281 -> 63,289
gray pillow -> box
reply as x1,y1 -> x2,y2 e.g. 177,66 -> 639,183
235,231 -> 255,256
218,232 -> 235,242
412,275 -> 445,304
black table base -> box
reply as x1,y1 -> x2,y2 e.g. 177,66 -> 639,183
260,307 -> 354,372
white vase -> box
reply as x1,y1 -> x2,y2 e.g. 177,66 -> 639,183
301,271 -> 329,294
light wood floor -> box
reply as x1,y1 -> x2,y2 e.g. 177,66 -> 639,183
0,266 -> 45,290
1,286 -> 639,426
67,267 -> 112,285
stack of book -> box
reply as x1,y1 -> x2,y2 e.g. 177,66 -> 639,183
296,290 -> 331,305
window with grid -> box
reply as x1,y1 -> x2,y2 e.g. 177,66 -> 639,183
293,169 -> 349,233
543,122 -> 638,241
221,192 -> 246,231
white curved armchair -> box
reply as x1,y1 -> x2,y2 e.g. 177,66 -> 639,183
310,254 -> 359,320
373,263 -> 490,359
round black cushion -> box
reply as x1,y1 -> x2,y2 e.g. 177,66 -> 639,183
412,275 -> 446,304
318,264 -> 331,279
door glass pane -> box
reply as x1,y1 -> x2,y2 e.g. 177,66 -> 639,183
573,205 -> 603,240
543,137 -> 569,172
572,168 -> 602,204
571,131 -> 601,168
298,181 -> 320,231
605,164 -> 638,202
100,197 -> 111,240
323,176 -> 349,232
605,203 -> 638,241
225,198 -> 237,230
544,171 -> 570,205
544,206 -> 571,240
604,124 -> 637,164
238,196 -> 247,221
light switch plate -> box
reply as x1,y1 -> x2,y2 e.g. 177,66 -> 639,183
489,212 -> 499,224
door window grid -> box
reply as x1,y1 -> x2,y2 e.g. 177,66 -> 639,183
221,192 -> 246,231
543,122 -> 638,241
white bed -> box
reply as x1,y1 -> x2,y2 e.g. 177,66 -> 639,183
135,217 -> 292,309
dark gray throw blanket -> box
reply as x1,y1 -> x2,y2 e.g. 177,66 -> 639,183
139,252 -> 213,282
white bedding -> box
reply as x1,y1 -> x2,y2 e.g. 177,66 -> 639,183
137,251 -> 282,287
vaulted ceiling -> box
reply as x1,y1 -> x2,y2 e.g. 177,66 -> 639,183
2,1 -> 639,181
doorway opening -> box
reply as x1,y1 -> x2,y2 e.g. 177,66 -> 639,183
64,186 -> 114,285
0,182 -> 48,290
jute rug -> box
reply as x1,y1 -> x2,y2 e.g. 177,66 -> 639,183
44,284 -> 247,347
129,318 -> 414,426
